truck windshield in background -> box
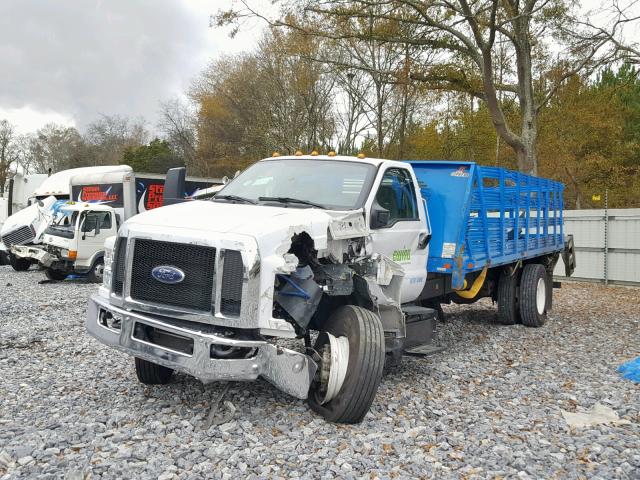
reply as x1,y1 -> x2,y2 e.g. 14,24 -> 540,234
44,210 -> 79,239
216,159 -> 377,210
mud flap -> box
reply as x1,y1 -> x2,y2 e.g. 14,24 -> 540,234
562,234 -> 576,277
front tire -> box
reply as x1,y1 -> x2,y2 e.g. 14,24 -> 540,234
135,358 -> 173,384
519,264 -> 549,327
87,258 -> 104,283
308,305 -> 385,424
45,268 -> 67,281
9,254 -> 31,271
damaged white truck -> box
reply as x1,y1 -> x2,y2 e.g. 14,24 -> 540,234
87,155 -> 575,423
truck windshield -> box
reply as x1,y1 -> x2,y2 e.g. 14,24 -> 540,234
52,210 -> 79,228
44,211 -> 79,239
215,159 -> 376,210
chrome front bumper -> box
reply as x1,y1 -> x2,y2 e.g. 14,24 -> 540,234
86,294 -> 317,399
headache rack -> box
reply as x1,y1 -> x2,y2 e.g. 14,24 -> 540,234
407,161 -> 565,289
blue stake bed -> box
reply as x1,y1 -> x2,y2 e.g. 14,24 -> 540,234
405,161 -> 565,289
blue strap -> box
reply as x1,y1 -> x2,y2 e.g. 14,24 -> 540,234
276,274 -> 311,300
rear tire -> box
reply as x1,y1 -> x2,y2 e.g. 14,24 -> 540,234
519,264 -> 549,327
308,305 -> 385,424
87,258 -> 104,283
9,254 -> 31,271
45,268 -> 67,281
497,269 -> 521,325
135,358 -> 174,384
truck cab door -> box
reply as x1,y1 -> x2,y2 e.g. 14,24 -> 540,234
367,165 -> 429,302
78,211 -> 116,268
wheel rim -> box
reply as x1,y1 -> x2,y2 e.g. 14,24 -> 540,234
94,263 -> 104,280
320,332 -> 350,404
536,277 -> 546,314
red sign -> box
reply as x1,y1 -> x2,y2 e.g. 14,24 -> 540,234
146,184 -> 164,210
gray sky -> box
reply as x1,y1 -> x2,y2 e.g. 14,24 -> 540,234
0,0 -> 258,133
1,0 -> 637,135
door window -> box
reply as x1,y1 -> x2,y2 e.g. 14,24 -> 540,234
82,212 -> 111,232
374,168 -> 419,226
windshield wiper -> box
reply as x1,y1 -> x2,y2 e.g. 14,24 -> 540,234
213,194 -> 257,205
258,196 -> 326,209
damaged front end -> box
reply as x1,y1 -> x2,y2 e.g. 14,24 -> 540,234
271,215 -> 406,347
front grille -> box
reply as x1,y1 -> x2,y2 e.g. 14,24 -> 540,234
130,239 -> 216,312
112,237 -> 127,295
220,250 -> 244,316
1,225 -> 35,247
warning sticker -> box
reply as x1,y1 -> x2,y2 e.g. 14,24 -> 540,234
442,242 -> 456,258
450,166 -> 470,177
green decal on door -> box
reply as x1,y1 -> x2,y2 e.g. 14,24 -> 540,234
392,249 -> 411,263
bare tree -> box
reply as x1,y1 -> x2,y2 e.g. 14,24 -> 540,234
565,0 -> 640,64
158,99 -> 199,170
85,114 -> 148,166
216,0 -> 617,174
334,69 -> 371,154
24,124 -> 85,173
0,120 -> 25,195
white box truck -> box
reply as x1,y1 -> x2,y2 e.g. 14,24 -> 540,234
1,166 -> 132,270
13,167 -> 221,281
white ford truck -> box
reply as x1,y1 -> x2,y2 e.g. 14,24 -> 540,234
86,154 -> 573,423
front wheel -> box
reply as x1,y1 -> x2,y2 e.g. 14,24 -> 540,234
135,358 -> 174,384
87,258 -> 104,283
45,268 -> 67,281
519,264 -> 550,327
9,254 -> 31,271
308,305 -> 385,424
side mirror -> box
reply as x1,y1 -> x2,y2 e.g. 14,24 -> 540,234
370,205 -> 390,229
37,200 -> 44,207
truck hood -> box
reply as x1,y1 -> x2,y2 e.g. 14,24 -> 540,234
123,200 -> 365,251
1,196 -> 57,239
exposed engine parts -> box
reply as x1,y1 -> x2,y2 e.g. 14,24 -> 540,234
274,230 -> 404,335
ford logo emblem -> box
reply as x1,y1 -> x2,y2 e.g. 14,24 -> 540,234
151,265 -> 185,284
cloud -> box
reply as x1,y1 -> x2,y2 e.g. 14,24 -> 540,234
0,0 -> 235,132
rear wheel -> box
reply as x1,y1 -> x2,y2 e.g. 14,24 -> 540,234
308,305 -> 385,424
9,254 -> 31,271
135,358 -> 174,384
87,258 -> 104,283
45,268 -> 67,281
497,269 -> 521,325
519,264 -> 549,327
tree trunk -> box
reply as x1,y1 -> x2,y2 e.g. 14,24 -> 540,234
564,166 -> 582,209
516,126 -> 537,175
513,15 -> 538,175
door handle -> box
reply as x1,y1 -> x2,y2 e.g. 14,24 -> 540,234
418,232 -> 431,249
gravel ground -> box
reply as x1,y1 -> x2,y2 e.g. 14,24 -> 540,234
0,266 -> 639,480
